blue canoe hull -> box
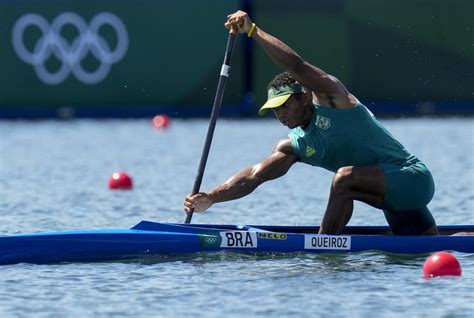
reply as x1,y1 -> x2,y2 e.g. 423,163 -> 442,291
0,221 -> 473,265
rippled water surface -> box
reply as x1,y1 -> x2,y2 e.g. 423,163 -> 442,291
0,118 -> 473,317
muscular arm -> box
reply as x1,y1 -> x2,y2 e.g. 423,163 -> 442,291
209,139 -> 298,203
184,139 -> 298,212
226,11 -> 356,109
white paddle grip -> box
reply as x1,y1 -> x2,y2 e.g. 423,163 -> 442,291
220,65 -> 230,77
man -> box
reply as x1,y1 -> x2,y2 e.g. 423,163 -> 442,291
184,10 -> 438,235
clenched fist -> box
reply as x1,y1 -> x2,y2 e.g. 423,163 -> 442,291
184,192 -> 213,213
224,10 -> 253,34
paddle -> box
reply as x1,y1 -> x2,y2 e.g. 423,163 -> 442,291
184,33 -> 237,224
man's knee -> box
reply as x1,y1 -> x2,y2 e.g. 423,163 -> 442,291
332,166 -> 354,191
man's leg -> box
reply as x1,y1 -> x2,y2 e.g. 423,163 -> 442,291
319,166 -> 386,234
384,207 -> 438,235
423,226 -> 439,235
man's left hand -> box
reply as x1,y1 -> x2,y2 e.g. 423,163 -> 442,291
225,10 -> 253,34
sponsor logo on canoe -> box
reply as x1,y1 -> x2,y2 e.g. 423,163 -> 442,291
304,235 -> 351,250
257,232 -> 287,240
199,233 -> 222,247
220,231 -> 257,248
315,115 -> 331,130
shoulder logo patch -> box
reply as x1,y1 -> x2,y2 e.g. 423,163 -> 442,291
305,146 -> 316,157
316,115 -> 331,130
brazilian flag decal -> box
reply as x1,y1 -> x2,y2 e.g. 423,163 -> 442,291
316,115 -> 331,130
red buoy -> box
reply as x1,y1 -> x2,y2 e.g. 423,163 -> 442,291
423,251 -> 462,278
152,114 -> 171,130
108,172 -> 133,190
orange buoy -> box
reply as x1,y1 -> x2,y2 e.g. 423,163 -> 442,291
108,172 -> 133,190
152,114 -> 171,130
423,251 -> 462,278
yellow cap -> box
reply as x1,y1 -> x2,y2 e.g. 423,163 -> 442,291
258,82 -> 306,116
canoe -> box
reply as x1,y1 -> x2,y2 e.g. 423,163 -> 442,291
0,221 -> 473,265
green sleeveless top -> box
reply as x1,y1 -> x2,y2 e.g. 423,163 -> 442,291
288,103 -> 419,172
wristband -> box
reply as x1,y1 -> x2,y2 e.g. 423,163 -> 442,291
247,23 -> 256,37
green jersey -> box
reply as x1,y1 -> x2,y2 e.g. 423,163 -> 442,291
288,102 -> 419,172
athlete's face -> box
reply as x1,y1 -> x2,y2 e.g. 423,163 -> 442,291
273,92 -> 313,129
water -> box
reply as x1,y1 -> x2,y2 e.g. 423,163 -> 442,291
0,118 -> 473,317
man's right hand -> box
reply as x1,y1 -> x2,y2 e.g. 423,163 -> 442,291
184,192 -> 213,213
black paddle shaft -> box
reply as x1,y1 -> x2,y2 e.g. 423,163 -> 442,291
185,33 -> 237,224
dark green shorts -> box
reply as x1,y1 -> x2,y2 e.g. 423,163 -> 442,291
379,162 -> 436,235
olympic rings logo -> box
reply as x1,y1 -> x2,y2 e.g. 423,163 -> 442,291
12,12 -> 129,85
